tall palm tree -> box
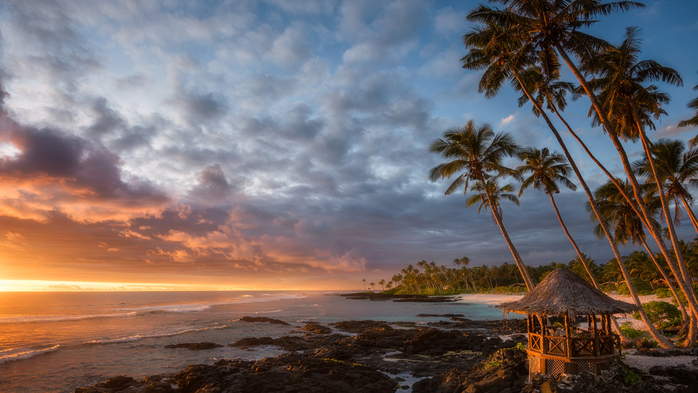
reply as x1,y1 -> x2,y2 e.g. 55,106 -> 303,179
461,8 -> 658,344
634,139 -> 698,234
590,180 -> 691,336
583,29 -> 698,341
429,120 -> 534,290
468,2 -> 694,348
516,147 -> 599,283
466,178 -> 520,217
678,70 -> 698,131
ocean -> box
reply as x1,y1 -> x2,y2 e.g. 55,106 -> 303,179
0,291 -> 515,393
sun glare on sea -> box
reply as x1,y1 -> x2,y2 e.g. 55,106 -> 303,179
0,280 -> 241,292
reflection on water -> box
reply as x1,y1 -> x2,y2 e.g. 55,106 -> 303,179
0,291 -> 516,393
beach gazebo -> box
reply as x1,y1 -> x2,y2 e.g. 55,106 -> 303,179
498,268 -> 637,378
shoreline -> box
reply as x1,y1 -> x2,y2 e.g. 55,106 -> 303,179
72,294 -> 698,393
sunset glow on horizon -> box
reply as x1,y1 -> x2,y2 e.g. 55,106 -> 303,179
0,1 -> 697,290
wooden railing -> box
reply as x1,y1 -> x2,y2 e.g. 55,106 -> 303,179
528,333 -> 619,358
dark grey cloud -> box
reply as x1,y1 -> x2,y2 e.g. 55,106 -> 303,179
87,97 -> 126,137
187,164 -> 234,203
0,117 -> 168,205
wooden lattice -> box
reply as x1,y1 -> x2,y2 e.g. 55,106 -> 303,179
577,361 -> 594,374
547,337 -> 566,356
572,338 -> 594,356
530,334 -> 542,351
546,358 -> 564,377
599,337 -> 615,355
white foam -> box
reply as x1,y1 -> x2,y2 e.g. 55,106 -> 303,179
83,325 -> 228,345
0,312 -> 138,324
0,345 -> 60,364
117,294 -> 306,313
252,310 -> 283,314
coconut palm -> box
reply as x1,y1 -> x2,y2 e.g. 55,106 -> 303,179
590,179 -> 691,335
634,139 -> 698,234
583,28 -> 698,344
678,71 -> 698,131
517,147 -> 601,283
466,178 -> 520,216
429,120 -> 534,290
461,9 -> 655,344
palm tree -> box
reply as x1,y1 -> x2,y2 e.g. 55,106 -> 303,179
461,7 -> 655,344
678,70 -> 698,131
583,28 -> 698,342
429,120 -> 534,290
466,178 -> 520,217
590,180 -> 691,337
517,147 -> 603,282
634,139 -> 698,234
468,2 -> 698,348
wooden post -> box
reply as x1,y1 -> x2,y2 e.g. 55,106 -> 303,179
592,314 -> 597,338
541,314 -> 548,355
564,313 -> 571,357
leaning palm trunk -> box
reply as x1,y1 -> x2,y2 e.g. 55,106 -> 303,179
479,175 -> 535,291
557,45 -> 697,346
552,100 -> 698,337
512,73 -> 668,347
549,194 -> 598,286
636,122 -> 698,304
679,194 -> 698,235
640,238 -> 693,337
636,128 -> 698,346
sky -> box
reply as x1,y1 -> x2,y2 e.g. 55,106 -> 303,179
0,0 -> 697,291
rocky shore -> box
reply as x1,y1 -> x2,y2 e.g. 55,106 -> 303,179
74,316 -> 698,393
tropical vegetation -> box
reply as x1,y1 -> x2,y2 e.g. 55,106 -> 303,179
413,0 -> 698,347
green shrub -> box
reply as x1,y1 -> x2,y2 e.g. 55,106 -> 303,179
654,287 -> 672,299
618,278 -> 653,296
623,369 -> 642,386
600,283 -> 617,293
672,283 -> 698,307
631,301 -> 682,329
620,322 -> 647,339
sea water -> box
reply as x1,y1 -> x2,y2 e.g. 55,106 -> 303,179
0,291 -> 512,393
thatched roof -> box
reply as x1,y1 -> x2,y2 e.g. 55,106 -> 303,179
498,268 -> 638,317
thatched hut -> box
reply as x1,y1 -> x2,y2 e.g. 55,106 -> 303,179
498,268 -> 637,378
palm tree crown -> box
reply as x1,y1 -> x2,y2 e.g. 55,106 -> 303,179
679,70 -> 698,130
429,120 -> 520,194
634,139 -> 698,227
466,178 -> 520,216
517,147 -> 576,196
583,26 -> 683,141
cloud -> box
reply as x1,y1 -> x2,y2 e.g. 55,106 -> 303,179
0,231 -> 27,251
0,117 -> 169,223
500,114 -> 516,126
340,0 -> 428,63
434,7 -> 467,36
187,164 -> 234,203
268,22 -> 312,66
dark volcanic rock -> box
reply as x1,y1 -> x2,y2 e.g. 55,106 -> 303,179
237,316 -> 290,325
165,342 -> 223,350
229,334 -> 346,352
331,320 -> 391,333
393,296 -> 455,303
339,292 -> 456,302
413,347 -> 529,393
302,322 -> 332,334
173,354 -> 397,393
417,313 -> 465,318
74,375 -> 175,393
